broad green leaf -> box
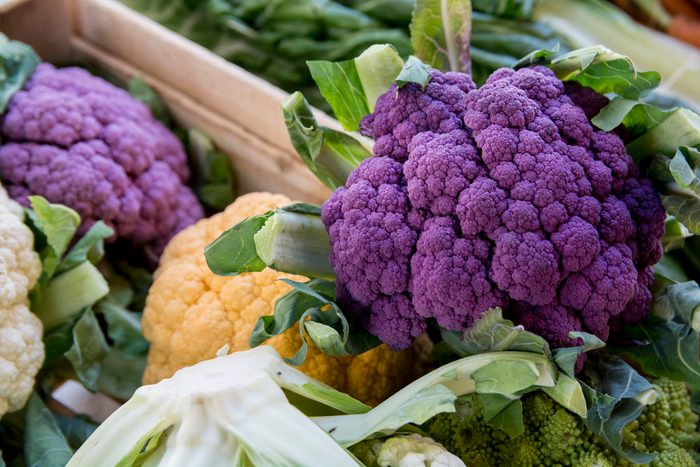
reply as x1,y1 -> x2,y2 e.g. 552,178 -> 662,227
661,216 -> 692,252
282,91 -> 371,189
548,46 -> 660,100
353,43 -> 405,110
307,59 -> 369,131
395,55 -> 431,89
410,0 -> 472,73
65,309 -> 110,391
479,394 -> 523,438
97,349 -> 147,401
56,221 -> 114,274
660,193 -> 700,234
290,382 -> 370,416
127,77 -> 171,125
627,108 -> 700,160
28,196 -> 81,281
471,359 -> 544,394
591,98 -> 672,134
542,373 -> 587,418
581,355 -> 658,464
204,212 -> 273,276
552,331 -> 605,378
23,393 -> 74,467
56,415 -> 99,452
669,147 -> 700,194
99,303 -> 149,356
654,254 -> 689,283
0,35 -> 40,113
512,45 -> 558,69
441,308 -> 550,356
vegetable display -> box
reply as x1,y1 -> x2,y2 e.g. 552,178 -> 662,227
0,61 -> 204,259
142,192 -> 423,405
0,182 -> 43,419
122,0 -> 567,108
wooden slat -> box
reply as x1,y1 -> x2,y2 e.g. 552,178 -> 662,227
72,0 -> 338,156
0,0 -> 31,14
71,37 -> 331,203
0,0 -> 73,63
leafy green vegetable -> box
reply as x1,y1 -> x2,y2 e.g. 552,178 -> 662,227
615,282 -> 700,410
204,212 -> 272,276
56,221 -> 113,274
308,44 -> 403,130
282,91 -> 372,190
0,35 -> 40,113
395,55 -> 432,89
410,0 -> 472,73
65,309 -> 110,391
23,393 -> 73,467
55,415 -> 98,452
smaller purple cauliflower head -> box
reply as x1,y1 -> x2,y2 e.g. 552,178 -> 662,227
324,65 -> 665,352
0,64 -> 204,256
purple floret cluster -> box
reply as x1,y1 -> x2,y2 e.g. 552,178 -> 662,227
0,64 -> 204,255
323,66 -> 665,351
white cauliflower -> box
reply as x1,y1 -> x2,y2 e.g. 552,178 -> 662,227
0,184 -> 43,418
353,434 -> 465,467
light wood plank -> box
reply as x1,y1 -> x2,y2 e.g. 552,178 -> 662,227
72,0 -> 338,156
71,37 -> 331,203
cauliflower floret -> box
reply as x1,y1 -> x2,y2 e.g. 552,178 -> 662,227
352,434 -> 465,467
324,66 -> 666,354
0,63 -> 204,257
0,184 -> 43,419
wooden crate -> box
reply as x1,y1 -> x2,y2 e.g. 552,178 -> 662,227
0,0 -> 333,203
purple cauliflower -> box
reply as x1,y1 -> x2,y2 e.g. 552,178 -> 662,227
0,64 -> 204,256
323,66 -> 665,351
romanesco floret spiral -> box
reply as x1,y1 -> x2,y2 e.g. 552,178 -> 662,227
423,379 -> 699,467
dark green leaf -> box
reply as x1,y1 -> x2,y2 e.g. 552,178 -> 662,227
23,393 -> 73,467
204,212 -> 273,276
42,319 -> 78,367
552,331 -> 605,378
280,203 -> 323,216
669,147 -> 700,195
441,308 -> 550,356
99,303 -> 149,356
410,0 -> 472,73
187,129 -> 236,211
127,77 -> 171,125
654,254 -> 689,283
478,395 -> 524,438
395,56 -> 431,89
512,45 -> 558,69
307,59 -> 369,130
55,414 -> 98,451
65,309 -> 109,391
0,36 -> 40,113
282,91 -> 371,189
661,216 -> 692,252
56,221 -> 113,274
97,349 -> 147,401
581,355 -> 657,464
591,98 -> 673,134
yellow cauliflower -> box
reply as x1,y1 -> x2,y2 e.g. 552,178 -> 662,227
0,183 -> 43,419
142,192 -> 422,405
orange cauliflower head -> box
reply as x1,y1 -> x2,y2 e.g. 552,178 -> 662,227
142,192 -> 422,405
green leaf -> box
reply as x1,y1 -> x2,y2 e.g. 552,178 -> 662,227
307,59 -> 369,131
478,394 -> 523,438
65,309 -> 110,391
99,303 -> 149,356
512,45 -> 558,69
548,46 -> 660,100
0,35 -> 40,113
127,76 -> 171,125
56,221 -> 114,274
552,331 -> 605,378
55,414 -> 99,451
204,212 -> 273,276
626,108 -> 700,160
471,359 -> 543,394
23,393 -> 74,467
669,147 -> 700,194
591,98 -> 673,134
661,216 -> 692,252
395,55 -> 431,89
441,308 -> 550,356
654,254 -> 689,283
410,0 -> 472,73
187,129 -> 235,211
114,428 -> 170,467
353,43 -> 406,111
282,92 -> 371,190
97,349 -> 147,401
581,355 -> 658,464
28,196 -> 81,280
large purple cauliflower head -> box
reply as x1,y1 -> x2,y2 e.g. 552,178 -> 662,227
324,67 -> 665,351
0,64 -> 204,256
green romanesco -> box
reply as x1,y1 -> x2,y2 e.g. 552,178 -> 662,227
423,378 -> 699,467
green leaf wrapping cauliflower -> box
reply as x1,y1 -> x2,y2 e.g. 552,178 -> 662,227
0,183 -> 43,419
351,434 -> 465,467
424,379 -> 700,467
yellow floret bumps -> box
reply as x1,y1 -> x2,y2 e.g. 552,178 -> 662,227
0,183 -> 43,418
142,192 -> 421,405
